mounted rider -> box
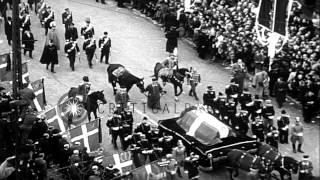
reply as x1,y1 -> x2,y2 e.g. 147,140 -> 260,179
78,76 -> 91,104
158,55 -> 178,84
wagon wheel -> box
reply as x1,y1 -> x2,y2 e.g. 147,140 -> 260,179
57,93 -> 88,126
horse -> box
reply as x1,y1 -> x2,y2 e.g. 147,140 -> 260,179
226,149 -> 264,179
257,143 -> 299,180
107,64 -> 145,95
154,62 -> 189,101
67,89 -> 107,122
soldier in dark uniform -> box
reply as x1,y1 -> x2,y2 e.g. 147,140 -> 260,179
61,8 -> 72,30
252,116 -> 265,142
122,109 -> 133,131
239,89 -> 252,110
273,77 -> 288,108
265,125 -> 279,149
64,39 -> 80,71
232,110 -> 249,136
202,85 -> 215,110
83,37 -> 96,68
302,91 -> 317,123
216,93 -> 227,118
224,98 -> 237,124
22,29 -> 35,58
134,117 -> 150,135
4,16 -> 12,45
159,133 -> 174,156
128,143 -> 142,168
119,119 -> 132,150
98,31 -> 111,64
298,155 -> 313,180
81,17 -> 94,40
65,23 -> 78,41
277,110 -> 290,144
262,100 -> 275,127
138,133 -> 155,164
186,67 -> 201,101
225,80 -> 240,105
184,152 -> 200,180
106,114 -> 122,149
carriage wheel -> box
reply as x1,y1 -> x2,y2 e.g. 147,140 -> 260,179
57,93 -> 88,126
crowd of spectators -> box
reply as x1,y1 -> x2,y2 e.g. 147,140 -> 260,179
131,0 -> 320,106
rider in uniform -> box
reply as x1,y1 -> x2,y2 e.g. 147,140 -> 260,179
159,55 -> 178,84
78,76 -> 91,104
298,155 -> 313,180
106,113 -> 122,149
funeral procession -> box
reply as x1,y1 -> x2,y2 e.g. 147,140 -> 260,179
0,0 -> 319,179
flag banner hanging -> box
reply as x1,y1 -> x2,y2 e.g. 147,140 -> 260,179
30,78 -> 46,112
69,118 -> 101,152
273,0 -> 290,36
41,105 -> 67,133
102,151 -> 133,174
257,0 -> 274,30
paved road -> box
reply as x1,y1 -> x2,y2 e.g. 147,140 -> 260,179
0,0 -> 319,179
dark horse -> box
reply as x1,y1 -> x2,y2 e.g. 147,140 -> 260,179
226,149 -> 264,179
257,143 -> 299,180
154,62 -> 189,101
107,64 -> 145,95
68,89 -> 107,122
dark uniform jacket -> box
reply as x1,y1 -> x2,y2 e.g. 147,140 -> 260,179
98,36 -> 111,52
203,91 -> 215,108
65,27 -> 78,41
22,32 -> 35,51
64,41 -> 80,58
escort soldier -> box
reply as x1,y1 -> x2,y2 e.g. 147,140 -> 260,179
224,98 -> 237,123
298,155 -> 313,180
81,17 -> 94,40
265,125 -> 279,149
62,8 -> 72,30
252,116 -> 265,142
83,37 -> 96,68
98,31 -> 111,64
43,6 -> 54,35
239,88 -> 252,110
216,92 -> 227,118
119,117 -> 132,150
203,85 -> 215,111
148,124 -> 162,146
122,109 -> 134,131
262,100 -> 275,127
64,39 -> 80,71
277,110 -> 290,144
291,117 -> 304,153
106,114 -> 122,149
115,87 -> 129,111
186,67 -> 201,101
184,152 -> 200,180
302,91 -> 317,123
225,80 -> 240,104
273,77 -> 288,108
65,22 -> 78,41
138,133 -> 155,164
134,117 -> 150,135
128,143 -> 142,168
124,132 -> 141,150
232,110 -> 249,136
159,133 -> 174,156
212,109 -> 221,119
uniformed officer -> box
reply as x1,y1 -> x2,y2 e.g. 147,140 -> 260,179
81,17 -> 94,40
128,143 -> 142,168
159,133 -> 174,156
225,80 -> 240,104
138,133 -> 154,164
184,152 -> 200,180
64,39 -> 80,71
302,91 -> 317,123
98,31 -> 111,64
232,110 -> 249,136
252,116 -> 265,142
239,88 -> 252,110
122,109 -> 134,132
291,117 -> 304,153
82,37 -> 96,68
119,117 -> 132,150
277,110 -> 290,144
262,100 -> 275,127
106,114 -> 122,149
202,85 -> 215,110
298,155 -> 313,180
216,92 -> 227,118
265,125 -> 279,149
134,117 -> 150,135
224,98 -> 237,123
187,67 -> 201,101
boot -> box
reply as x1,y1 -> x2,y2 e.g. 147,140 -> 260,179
292,144 -> 296,153
177,167 -> 182,177
298,144 -> 304,153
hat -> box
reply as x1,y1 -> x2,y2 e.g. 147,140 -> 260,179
143,116 -> 148,120
83,76 -> 89,82
85,17 -> 90,23
207,85 -> 213,91
75,141 -> 81,146
152,77 -> 157,81
303,155 -> 310,160
104,31 -> 108,35
265,100 -> 272,104
64,144 -> 70,148
73,150 -> 79,154
92,165 -> 99,170
281,110 -> 286,114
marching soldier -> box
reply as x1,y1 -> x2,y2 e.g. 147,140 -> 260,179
122,109 -> 134,131
62,8 -> 72,30
187,67 -> 201,101
262,100 -> 275,127
81,17 -> 95,40
22,29 -> 35,59
184,152 -> 200,180
159,133 -> 174,156
106,114 -> 122,149
128,143 -> 142,168
277,110 -> 290,144
265,125 -> 279,149
135,117 -> 150,135
43,6 -> 54,35
119,115 -> 132,150
83,37 -> 97,68
65,22 -> 78,41
203,85 -> 215,110
98,31 -> 112,64
239,88 -> 252,110
298,155 -> 313,180
225,80 -> 240,104
224,98 -> 237,124
232,110 -> 249,136
252,116 -> 265,142
291,117 -> 304,153
64,39 -> 80,71
138,133 -> 155,164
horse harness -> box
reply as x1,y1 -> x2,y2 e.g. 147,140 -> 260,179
173,71 -> 184,84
